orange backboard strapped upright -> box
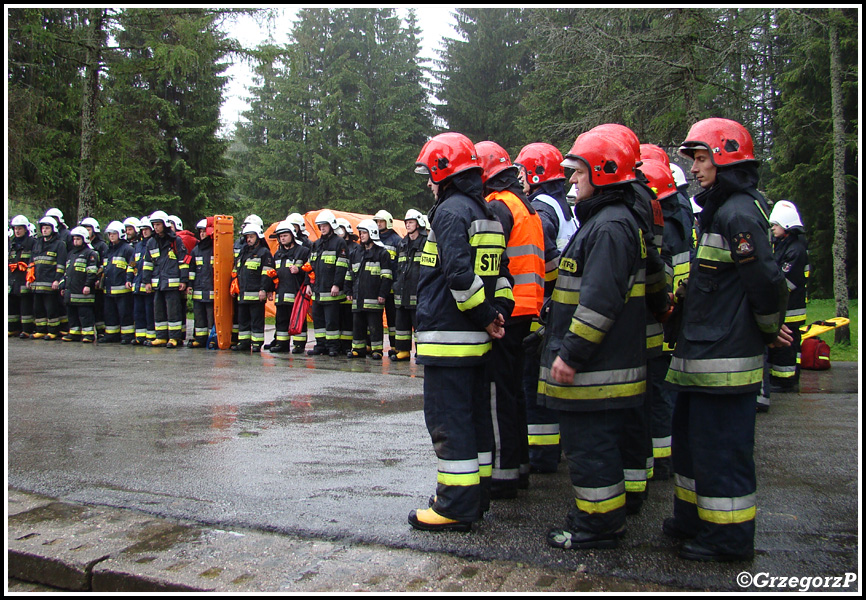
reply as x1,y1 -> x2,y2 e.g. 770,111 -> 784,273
212,215 -> 235,350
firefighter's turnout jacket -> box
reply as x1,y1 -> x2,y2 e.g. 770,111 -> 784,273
347,242 -> 392,312
142,231 -> 190,290
272,242 -> 311,305
234,240 -> 275,303
309,232 -> 349,303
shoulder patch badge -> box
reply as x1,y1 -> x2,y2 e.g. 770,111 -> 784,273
782,262 -> 792,273
733,233 -> 754,258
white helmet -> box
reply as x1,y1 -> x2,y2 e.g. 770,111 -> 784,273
80,217 -> 100,233
45,208 -> 65,224
373,209 -> 393,230
356,219 -> 381,242
670,163 -> 688,189
104,220 -> 125,236
150,210 -> 170,225
315,209 -> 338,231
404,209 -> 423,224
139,216 -> 153,230
122,217 -> 141,232
196,219 -> 208,230
241,222 -> 264,239
769,200 -> 803,230
168,215 -> 183,230
69,225 -> 90,240
286,212 -> 307,232
11,215 -> 30,228
243,214 -> 264,230
38,216 -> 58,233
272,220 -> 295,238
335,217 -> 353,234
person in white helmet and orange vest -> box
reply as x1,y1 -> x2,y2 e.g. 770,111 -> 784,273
475,140 -> 545,501
664,117 -> 791,562
9,215 -> 36,338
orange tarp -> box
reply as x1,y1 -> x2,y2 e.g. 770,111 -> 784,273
261,210 -> 405,317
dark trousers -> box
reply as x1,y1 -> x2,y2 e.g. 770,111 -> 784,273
153,289 -> 184,341
384,292 -> 396,351
103,293 -> 134,341
524,343 -> 561,473
312,300 -> 341,352
8,293 -> 34,334
133,293 -> 155,342
558,408 -> 628,535
620,387 -> 652,509
273,303 -> 292,346
489,317 -> 531,494
649,355 -> 675,467
767,326 -> 802,388
94,289 -> 105,335
671,390 -> 757,555
340,301 -> 354,353
192,300 -> 214,344
237,301 -> 266,346
65,302 -> 96,339
424,363 -> 493,522
33,291 -> 63,335
394,306 -> 417,353
353,310 -> 384,352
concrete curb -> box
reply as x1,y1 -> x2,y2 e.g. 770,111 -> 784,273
8,489 -> 680,593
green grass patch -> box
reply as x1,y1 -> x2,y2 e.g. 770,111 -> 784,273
805,299 -> 858,362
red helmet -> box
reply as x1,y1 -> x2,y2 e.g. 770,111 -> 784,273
475,140 -> 516,183
678,117 -> 756,166
562,131 -> 637,189
639,144 -> 670,167
514,143 -> 566,185
589,124 -> 640,165
415,132 -> 481,184
639,159 -> 677,201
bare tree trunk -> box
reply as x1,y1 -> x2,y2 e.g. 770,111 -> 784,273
827,9 -> 850,344
77,8 -> 105,222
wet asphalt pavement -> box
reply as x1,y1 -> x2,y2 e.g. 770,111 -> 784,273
6,333 -> 862,592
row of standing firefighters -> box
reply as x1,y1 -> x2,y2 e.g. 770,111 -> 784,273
8,118 -> 808,563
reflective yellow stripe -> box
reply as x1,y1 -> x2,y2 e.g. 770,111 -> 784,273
575,494 -> 625,514
416,342 -> 492,358
528,434 -> 560,446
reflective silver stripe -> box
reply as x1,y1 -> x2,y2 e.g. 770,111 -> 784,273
786,278 -> 797,291
573,480 -> 625,502
495,277 -> 512,293
468,219 -> 504,236
623,469 -> 647,481
415,330 -> 491,344
438,458 -> 478,474
653,436 -> 672,449
697,493 -> 756,512
477,451 -> 492,467
786,307 -> 806,318
506,244 -> 545,260
527,424 -> 560,435
675,474 -> 695,492
512,272 -> 544,287
669,356 -> 763,374
700,232 -> 729,250
541,365 -> 646,387
556,274 -> 581,291
450,274 -> 484,303
574,305 -> 614,333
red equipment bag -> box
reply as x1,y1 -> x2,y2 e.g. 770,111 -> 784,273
288,284 -> 312,335
800,337 -> 831,370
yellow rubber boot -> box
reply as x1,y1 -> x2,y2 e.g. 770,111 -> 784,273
408,508 -> 471,532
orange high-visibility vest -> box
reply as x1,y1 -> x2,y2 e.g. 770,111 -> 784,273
486,190 -> 545,318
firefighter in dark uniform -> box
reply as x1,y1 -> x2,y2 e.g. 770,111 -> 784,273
188,218 -> 216,348
80,217 -> 108,339
374,209 -> 402,358
307,210 -> 349,357
9,215 -> 36,338
266,220 -> 311,353
129,217 -> 155,345
59,226 -> 100,343
665,117 -> 790,562
408,132 -> 514,532
392,209 -> 428,361
142,210 -> 190,348
766,200 -> 809,396
29,216 -> 67,340
539,130 -> 650,550
231,222 -> 276,353
99,221 -> 136,344
637,157 -> 695,481
514,142 -> 574,479
336,218 -> 357,355
476,140 -> 545,500
347,219 -> 392,359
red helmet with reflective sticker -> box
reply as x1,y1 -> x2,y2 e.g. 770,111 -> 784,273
639,159 -> 677,201
475,141 -> 516,183
415,132 -> 481,184
678,118 -> 756,167
562,131 -> 637,189
590,124 -> 641,166
514,143 -> 566,185
639,144 -> 670,167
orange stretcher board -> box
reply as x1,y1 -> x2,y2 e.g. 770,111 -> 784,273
800,317 -> 850,340
213,215 -> 235,349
